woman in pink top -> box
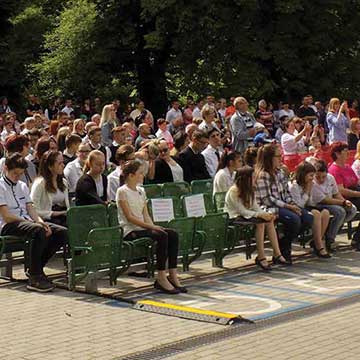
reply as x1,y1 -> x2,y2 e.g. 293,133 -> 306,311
328,141 -> 360,247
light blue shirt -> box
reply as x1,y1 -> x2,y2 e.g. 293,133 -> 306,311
326,111 -> 349,144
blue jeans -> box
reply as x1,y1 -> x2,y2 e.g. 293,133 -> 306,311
317,204 -> 357,243
278,207 -> 313,258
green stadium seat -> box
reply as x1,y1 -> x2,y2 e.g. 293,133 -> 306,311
162,181 -> 191,197
191,179 -> 213,194
213,192 -> 226,213
142,184 -> 163,199
195,212 -> 236,267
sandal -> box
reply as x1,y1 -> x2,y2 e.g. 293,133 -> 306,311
255,257 -> 271,271
272,255 -> 291,266
314,247 -> 331,259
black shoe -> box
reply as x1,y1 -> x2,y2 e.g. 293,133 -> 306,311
255,257 -> 271,271
27,275 -> 55,293
154,280 -> 180,295
314,247 -> 331,258
167,276 -> 188,293
272,255 -> 291,266
351,239 -> 360,251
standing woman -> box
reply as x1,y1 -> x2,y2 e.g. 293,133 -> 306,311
225,166 -> 288,269
213,151 -> 242,194
75,150 -> 107,206
326,98 -> 350,144
255,143 -> 313,263
288,162 -> 331,257
100,104 -> 117,147
117,160 -> 185,294
30,151 -> 69,227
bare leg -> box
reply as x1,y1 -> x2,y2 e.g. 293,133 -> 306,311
320,209 -> 330,240
256,223 -> 269,266
311,209 -> 328,255
168,268 -> 183,287
265,220 -> 285,260
157,270 -> 175,290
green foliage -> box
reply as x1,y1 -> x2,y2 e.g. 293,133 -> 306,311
3,0 -> 360,114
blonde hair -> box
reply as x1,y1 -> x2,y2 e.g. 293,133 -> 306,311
350,117 -> 360,133
83,150 -> 104,173
233,96 -> 247,108
192,117 -> 203,125
72,118 -> 85,134
201,104 -> 215,119
328,98 -> 340,113
100,104 -> 116,127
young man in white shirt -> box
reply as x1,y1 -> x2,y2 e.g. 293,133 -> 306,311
166,99 -> 183,127
0,153 -> 67,292
64,143 -> 91,194
202,128 -> 223,178
155,118 -> 174,148
61,99 -> 74,117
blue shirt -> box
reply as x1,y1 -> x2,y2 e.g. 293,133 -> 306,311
326,111 -> 349,144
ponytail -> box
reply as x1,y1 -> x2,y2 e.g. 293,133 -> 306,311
217,150 -> 240,172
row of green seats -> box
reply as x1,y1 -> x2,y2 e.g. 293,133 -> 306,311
143,179 -> 213,199
147,195 -> 237,268
67,204 -> 155,290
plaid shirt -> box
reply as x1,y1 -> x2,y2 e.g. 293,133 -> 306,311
255,169 -> 294,214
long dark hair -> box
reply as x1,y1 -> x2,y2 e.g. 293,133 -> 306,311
217,150 -> 241,171
234,166 -> 254,208
39,150 -> 65,193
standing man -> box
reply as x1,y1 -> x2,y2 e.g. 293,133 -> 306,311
229,97 -> 256,154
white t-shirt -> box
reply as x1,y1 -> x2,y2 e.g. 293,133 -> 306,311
168,162 -> 184,182
116,185 -> 146,237
311,174 -> 339,205
52,188 -> 66,206
0,176 -> 32,229
94,176 -> 104,198
281,132 -> 306,155
213,167 -> 234,194
107,167 -> 122,202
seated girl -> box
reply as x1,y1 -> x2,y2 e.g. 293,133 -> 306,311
289,162 -> 331,258
116,160 -> 186,294
30,150 -> 69,227
225,166 -> 289,270
75,150 -> 107,206
213,151 -> 242,194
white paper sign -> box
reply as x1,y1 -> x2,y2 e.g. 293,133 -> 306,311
151,198 -> 175,222
184,194 -> 206,217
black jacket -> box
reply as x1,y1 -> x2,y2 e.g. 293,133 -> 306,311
75,174 -> 107,206
153,158 -> 176,184
176,146 -> 210,183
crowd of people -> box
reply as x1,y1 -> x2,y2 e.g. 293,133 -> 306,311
0,92 -> 360,293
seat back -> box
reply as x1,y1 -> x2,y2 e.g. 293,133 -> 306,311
195,213 -> 229,251
162,181 -> 190,197
166,217 -> 196,256
214,192 -> 226,213
147,197 -> 184,224
181,193 -> 215,217
191,179 -> 213,194
107,203 -> 119,227
67,205 -> 108,248
142,184 -> 163,199
86,226 -> 124,271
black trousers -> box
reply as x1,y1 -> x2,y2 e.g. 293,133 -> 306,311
124,228 -> 179,271
1,221 -> 68,276
347,196 -> 360,242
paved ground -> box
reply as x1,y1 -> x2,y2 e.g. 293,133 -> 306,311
1,233 -> 360,359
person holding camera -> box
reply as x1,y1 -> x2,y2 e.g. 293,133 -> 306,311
327,98 -> 350,144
